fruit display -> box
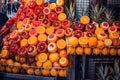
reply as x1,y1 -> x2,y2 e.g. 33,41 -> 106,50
0,0 -> 69,77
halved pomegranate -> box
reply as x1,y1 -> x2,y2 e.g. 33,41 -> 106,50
48,12 -> 58,22
86,23 -> 96,33
52,20 -> 61,29
65,28 -> 73,36
72,30 -> 84,38
37,42 -> 47,53
17,47 -> 27,56
55,6 -> 64,14
55,29 -> 65,37
73,22 -> 84,31
62,19 -> 71,29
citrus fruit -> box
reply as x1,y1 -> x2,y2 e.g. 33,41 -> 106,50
80,16 -> 90,25
56,0 -> 64,6
93,48 -> 101,55
67,36 -> 79,47
17,21 -> 23,29
104,39 -> 112,46
28,36 -> 38,45
57,39 -> 66,49
110,48 -> 117,56
109,32 -> 119,40
36,0 -> 44,5
48,34 -> 58,42
117,48 -> 120,56
37,53 -> 48,63
67,45 -> 75,54
58,69 -> 66,77
46,27 -> 55,35
55,29 -> 65,37
75,47 -> 83,55
20,39 -> 28,47
88,37 -> 98,47
42,69 -> 50,76
97,33 -> 107,41
48,42 -> 57,53
43,60 -> 52,67
102,48 -> 109,55
38,34 -> 47,42
49,53 -> 59,62
27,68 -> 34,75
58,13 -> 67,21
95,28 -> 104,35
79,37 -> 89,47
36,61 -> 42,67
59,57 -> 68,67
49,3 -> 56,10
84,47 -> 92,55
100,22 -> 109,30
1,49 -> 9,59
34,69 -> 41,76
50,68 -> 58,77
36,26 -> 46,34
97,40 -> 105,47
59,49 -> 67,58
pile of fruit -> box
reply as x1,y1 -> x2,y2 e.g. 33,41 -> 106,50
0,0 -> 69,77
67,16 -> 120,56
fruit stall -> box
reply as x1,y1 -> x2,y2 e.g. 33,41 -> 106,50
0,0 -> 120,80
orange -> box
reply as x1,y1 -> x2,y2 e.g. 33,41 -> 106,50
23,18 -> 30,25
84,47 -> 92,55
38,34 -> 47,42
7,59 -> 14,66
59,49 -> 67,58
46,27 -> 55,35
100,22 -> 109,30
29,29 -> 38,36
28,36 -> 38,45
97,33 -> 107,41
79,37 -> 89,47
67,36 -> 79,47
48,42 -> 57,53
58,69 -> 66,77
36,61 -> 42,67
24,0 -> 30,3
49,53 -> 59,62
59,57 -> 68,67
57,39 -> 66,49
55,29 -> 65,38
36,0 -> 44,5
43,60 -> 52,68
80,16 -> 90,25
104,39 -> 112,46
102,48 -> 109,55
93,48 -> 101,55
88,37 -> 98,47
117,48 -> 120,56
34,69 -> 41,76
56,0 -> 64,6
109,32 -> 119,40
20,39 -> 28,47
67,45 -> 75,54
48,34 -> 58,42
27,68 -> 34,75
18,27 -> 25,33
14,62 -> 21,69
50,68 -> 58,77
58,13 -> 67,21
25,24 -> 32,31
109,48 -> 117,56
10,30 -> 19,39
75,47 -> 83,55
49,3 -> 56,10
95,28 -> 104,35
37,53 -> 48,63
1,49 -> 9,59
36,26 -> 46,34
42,69 -> 50,76
17,21 -> 23,29
97,40 -> 105,47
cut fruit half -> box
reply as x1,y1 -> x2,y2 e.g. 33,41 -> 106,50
36,26 -> 46,34
85,23 -> 96,33
113,21 -> 120,29
55,6 -> 64,14
55,29 -> 65,37
97,40 -> 105,47
44,2 -> 50,7
97,33 -> 108,41
79,37 -> 89,47
18,27 -> 25,33
49,53 -> 59,63
31,21 -> 41,29
38,14 -> 46,21
65,28 -> 73,36
37,53 -> 48,63
59,57 -> 68,67
43,7 -> 51,15
88,37 -> 98,47
20,39 -> 28,47
80,16 -> 90,25
84,32 -> 93,38
108,26 -> 117,33
50,68 -> 58,77
41,18 -> 50,27
48,42 -> 57,53
17,47 -> 27,56
23,18 -> 30,25
1,49 -> 9,59
25,24 -> 32,31
52,20 -> 61,29
20,31 -> 29,39
48,34 -> 58,42
95,28 -> 104,35
57,39 -> 66,49
49,3 -> 56,10
62,19 -> 71,29
27,45 -> 37,56
28,36 -> 38,45
34,6 -> 43,15
48,12 -> 58,22
109,32 -> 119,40
58,13 -> 67,21
38,34 -> 47,42
73,22 -> 84,31
29,29 -> 37,36
36,0 -> 44,5
100,22 -> 109,30
72,30 -> 84,38
37,42 -> 47,53
10,30 -> 19,39
104,39 -> 112,46
56,0 -> 64,6
46,27 -> 55,35
17,21 -> 23,29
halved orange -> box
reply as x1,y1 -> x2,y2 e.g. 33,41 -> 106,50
55,29 -> 65,38
18,27 -> 25,33
49,53 -> 59,62
23,18 -> 30,25
67,36 -> 79,47
36,61 -> 42,67
79,37 -> 89,47
109,32 -> 119,40
46,27 -> 55,35
36,0 -> 44,5
56,0 -> 64,6
104,39 -> 112,46
102,48 -> 109,55
37,53 -> 48,63
28,36 -> 38,45
57,39 -> 66,49
20,39 -> 28,47
48,42 -> 57,53
48,34 -> 58,42
75,47 -> 83,55
67,45 -> 75,54
84,47 -> 92,55
59,57 -> 68,67
43,60 -> 52,67
58,13 -> 67,21
42,69 -> 50,76
95,28 -> 104,35
17,21 -> 23,29
97,33 -> 107,41
36,26 -> 46,34
80,16 -> 90,25
93,48 -> 101,55
110,48 -> 117,56
49,3 -> 56,10
50,68 -> 58,77
1,49 -> 9,58
97,40 -> 105,47
38,34 -> 47,42
88,37 -> 98,47
10,30 -> 19,39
